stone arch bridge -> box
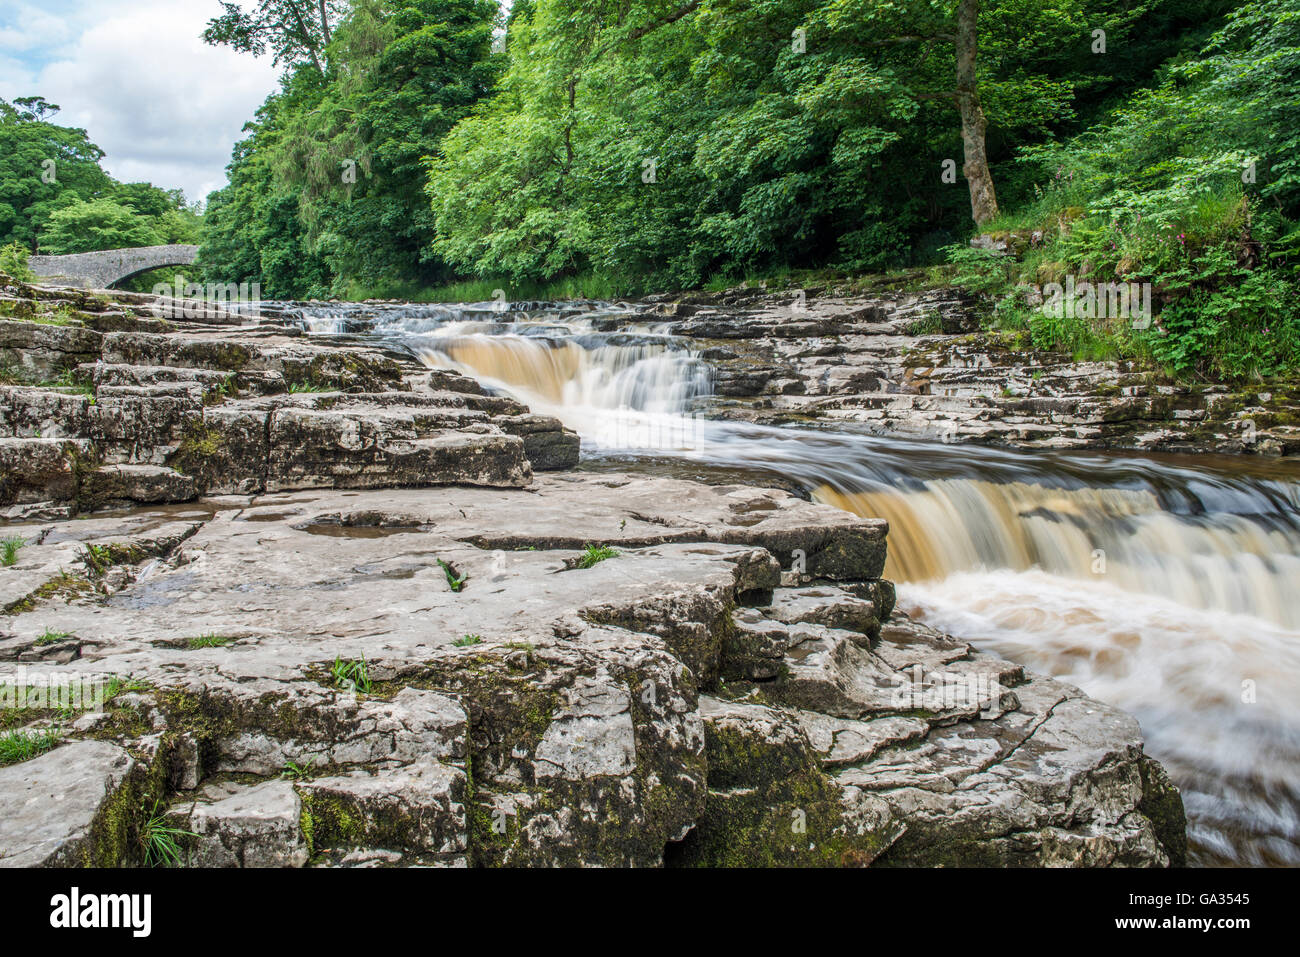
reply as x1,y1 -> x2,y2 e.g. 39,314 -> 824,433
27,245 -> 199,289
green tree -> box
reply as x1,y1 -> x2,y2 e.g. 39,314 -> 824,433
425,0 -> 1224,285
270,0 -> 501,285
199,77 -> 333,297
203,0 -> 348,77
0,98 -> 113,250
201,0 -> 500,293
39,199 -> 165,254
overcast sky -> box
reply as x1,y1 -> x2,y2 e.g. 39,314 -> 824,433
0,0 -> 282,205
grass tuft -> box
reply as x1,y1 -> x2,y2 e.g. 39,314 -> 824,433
1,536 -> 24,567
576,544 -> 619,569
0,727 -> 62,766
141,801 -> 196,868
330,655 -> 371,694
186,634 -> 234,650
33,629 -> 70,647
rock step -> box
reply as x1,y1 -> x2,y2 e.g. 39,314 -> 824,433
0,437 -> 94,507
0,386 -> 91,438
0,741 -> 136,868
80,464 -> 196,506
88,362 -> 287,396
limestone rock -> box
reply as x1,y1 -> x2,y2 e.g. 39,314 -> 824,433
0,438 -> 94,506
172,779 -> 308,868
0,741 -> 135,867
298,761 -> 466,858
80,464 -> 197,506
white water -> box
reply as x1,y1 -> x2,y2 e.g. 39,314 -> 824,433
296,300 -> 1300,866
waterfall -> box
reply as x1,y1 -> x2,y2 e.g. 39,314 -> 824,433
416,336 -> 712,414
300,298 -> 1300,866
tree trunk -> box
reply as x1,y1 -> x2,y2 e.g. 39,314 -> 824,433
318,0 -> 332,45
954,0 -> 998,226
288,2 -> 326,78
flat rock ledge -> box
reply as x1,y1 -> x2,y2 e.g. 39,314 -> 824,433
1,274 -> 579,518
641,285 -> 1299,456
0,475 -> 1185,868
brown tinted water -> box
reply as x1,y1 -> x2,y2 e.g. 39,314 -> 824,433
292,300 -> 1300,866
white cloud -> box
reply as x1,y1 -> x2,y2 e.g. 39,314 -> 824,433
0,0 -> 280,204
0,2 -> 85,55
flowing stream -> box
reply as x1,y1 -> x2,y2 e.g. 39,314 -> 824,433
296,300 -> 1300,867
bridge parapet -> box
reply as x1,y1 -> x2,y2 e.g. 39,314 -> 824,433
27,245 -> 200,289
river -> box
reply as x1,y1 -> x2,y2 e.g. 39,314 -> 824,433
291,298 -> 1300,867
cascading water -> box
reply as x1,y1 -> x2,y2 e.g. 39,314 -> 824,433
293,299 -> 1300,866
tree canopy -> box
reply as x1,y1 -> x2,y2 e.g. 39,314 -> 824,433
0,97 -> 201,256
195,0 -> 1299,377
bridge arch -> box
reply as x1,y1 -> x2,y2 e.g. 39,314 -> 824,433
27,245 -> 199,289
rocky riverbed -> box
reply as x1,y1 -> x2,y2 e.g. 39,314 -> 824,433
648,283 -> 1300,456
0,275 -> 1191,867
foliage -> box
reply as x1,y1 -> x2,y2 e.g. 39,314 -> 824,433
186,634 -> 235,649
199,0 -> 500,296
0,97 -> 201,257
437,558 -> 468,591
947,0 -> 1300,380
39,199 -> 165,254
203,0 -> 349,76
0,727 -> 61,766
0,242 -> 34,280
576,544 -> 618,568
330,655 -> 372,693
425,0 -> 1236,288
1,536 -> 23,567
281,758 -> 318,779
140,801 -> 197,867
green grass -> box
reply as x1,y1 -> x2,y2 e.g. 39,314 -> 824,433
186,634 -> 234,649
28,306 -> 80,327
281,758 -> 317,780
453,634 -> 483,647
437,559 -> 468,592
45,369 -> 94,395
1,536 -> 24,567
340,271 -> 640,305
0,727 -> 62,766
34,629 -> 70,647
101,675 -> 149,704
330,655 -> 371,694
327,259 -> 946,309
203,377 -> 235,405
288,381 -> 335,394
141,801 -> 196,867
576,544 -> 619,569
905,313 -> 944,336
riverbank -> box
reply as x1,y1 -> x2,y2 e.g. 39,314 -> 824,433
646,283 -> 1300,456
0,274 -> 1192,867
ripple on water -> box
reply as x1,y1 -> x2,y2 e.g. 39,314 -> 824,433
899,571 -> 1300,867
